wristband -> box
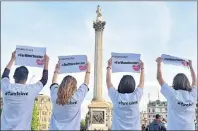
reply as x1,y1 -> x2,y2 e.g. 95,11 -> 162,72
141,68 -> 144,70
107,67 -> 111,69
86,72 -> 90,73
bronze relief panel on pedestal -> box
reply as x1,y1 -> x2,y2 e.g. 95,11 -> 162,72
92,111 -> 105,124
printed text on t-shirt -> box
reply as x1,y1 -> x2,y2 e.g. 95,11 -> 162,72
119,100 -> 138,105
177,101 -> 193,106
5,91 -> 28,96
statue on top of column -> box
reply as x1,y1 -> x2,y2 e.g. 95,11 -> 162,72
96,5 -> 102,22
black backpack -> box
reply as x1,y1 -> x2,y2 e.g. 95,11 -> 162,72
148,123 -> 162,131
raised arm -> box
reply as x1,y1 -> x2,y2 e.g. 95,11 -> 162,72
2,51 -> 16,78
189,60 -> 197,87
52,62 -> 60,84
84,61 -> 91,86
106,58 -> 113,89
156,57 -> 165,86
39,54 -> 49,87
137,60 -> 145,88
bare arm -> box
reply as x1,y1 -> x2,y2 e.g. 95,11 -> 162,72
137,60 -> 144,88
189,60 -> 197,87
52,63 -> 59,84
6,59 -> 15,71
156,57 -> 165,86
106,58 -> 113,89
52,72 -> 58,84
84,61 -> 91,86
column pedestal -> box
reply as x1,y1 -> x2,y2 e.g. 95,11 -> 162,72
87,101 -> 112,130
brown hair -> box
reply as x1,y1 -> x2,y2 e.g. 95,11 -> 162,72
56,75 -> 77,105
172,73 -> 192,92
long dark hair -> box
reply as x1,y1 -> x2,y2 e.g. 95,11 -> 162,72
56,75 -> 77,105
118,75 -> 136,93
172,73 -> 192,92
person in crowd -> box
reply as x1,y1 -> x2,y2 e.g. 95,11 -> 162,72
141,124 -> 146,131
146,114 -> 166,131
106,58 -> 144,130
162,118 -> 167,128
49,60 -> 91,130
195,121 -> 198,130
156,57 -> 197,130
1,51 -> 49,130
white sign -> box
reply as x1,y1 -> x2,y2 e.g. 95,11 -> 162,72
161,54 -> 189,68
111,52 -> 141,73
58,55 -> 87,74
15,45 -> 46,68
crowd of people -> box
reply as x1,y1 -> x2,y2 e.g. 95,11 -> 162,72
141,114 -> 167,131
0,51 -> 197,130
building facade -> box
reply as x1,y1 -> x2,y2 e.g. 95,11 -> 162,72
35,94 -> 52,130
147,100 -> 167,124
196,103 -> 198,121
140,111 -> 148,125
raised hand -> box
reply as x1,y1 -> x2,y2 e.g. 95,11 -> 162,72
11,51 -> 16,61
156,57 -> 163,64
55,62 -> 60,72
43,54 -> 49,70
188,60 -> 192,67
86,61 -> 91,72
108,58 -> 112,67
139,60 -> 144,69
44,54 -> 49,63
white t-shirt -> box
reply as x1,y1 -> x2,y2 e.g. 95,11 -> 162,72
161,83 -> 197,130
108,87 -> 143,130
49,84 -> 89,130
1,77 -> 43,130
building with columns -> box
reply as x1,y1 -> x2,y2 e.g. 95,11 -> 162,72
196,102 -> 198,122
86,5 -> 113,130
140,111 -> 148,126
147,100 -> 167,124
35,94 -> 52,130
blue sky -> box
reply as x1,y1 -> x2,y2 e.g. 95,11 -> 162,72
1,1 -> 197,119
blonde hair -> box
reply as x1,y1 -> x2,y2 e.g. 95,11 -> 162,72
56,75 -> 77,105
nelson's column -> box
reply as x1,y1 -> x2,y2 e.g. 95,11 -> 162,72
86,5 -> 113,130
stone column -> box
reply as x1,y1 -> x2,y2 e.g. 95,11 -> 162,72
92,5 -> 106,102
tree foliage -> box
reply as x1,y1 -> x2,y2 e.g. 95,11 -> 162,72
80,119 -> 86,131
31,102 -> 40,130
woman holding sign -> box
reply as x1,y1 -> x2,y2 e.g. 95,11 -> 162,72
156,57 -> 197,130
1,51 -> 49,130
106,58 -> 145,130
49,60 -> 91,130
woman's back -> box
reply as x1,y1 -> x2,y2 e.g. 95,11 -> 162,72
106,58 -> 145,130
161,83 -> 197,130
109,87 -> 143,130
50,84 -> 89,130
156,58 -> 197,130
